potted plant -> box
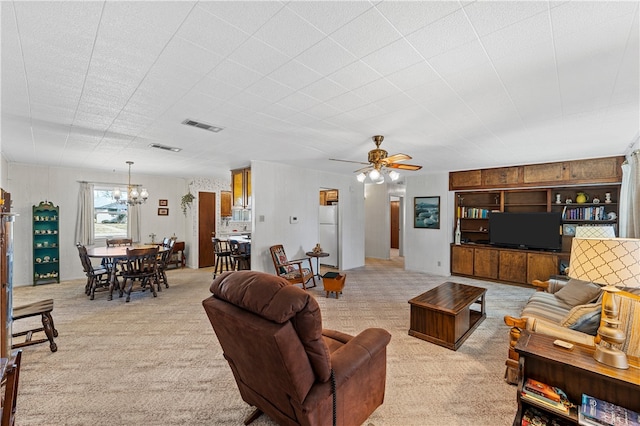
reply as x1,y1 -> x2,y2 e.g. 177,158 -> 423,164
181,190 -> 195,215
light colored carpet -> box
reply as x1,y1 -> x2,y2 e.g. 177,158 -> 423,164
11,257 -> 534,425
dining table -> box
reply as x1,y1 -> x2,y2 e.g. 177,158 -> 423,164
86,244 -> 168,299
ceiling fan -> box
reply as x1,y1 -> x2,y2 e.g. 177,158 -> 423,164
330,135 -> 422,182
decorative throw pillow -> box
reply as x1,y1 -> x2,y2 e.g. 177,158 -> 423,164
560,302 -> 601,335
554,278 -> 602,306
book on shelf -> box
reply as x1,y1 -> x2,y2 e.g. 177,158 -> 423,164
524,378 -> 563,402
522,406 -> 573,426
579,411 -> 610,426
580,394 -> 640,426
521,392 -> 570,414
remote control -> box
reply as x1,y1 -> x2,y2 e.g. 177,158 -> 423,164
553,339 -> 574,350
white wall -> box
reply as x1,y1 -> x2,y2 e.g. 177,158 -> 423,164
6,163 -> 188,285
364,183 -> 390,259
251,160 -> 365,273
403,172 -> 452,276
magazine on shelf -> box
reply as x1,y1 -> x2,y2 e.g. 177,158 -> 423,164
580,394 -> 640,426
579,411 -> 610,426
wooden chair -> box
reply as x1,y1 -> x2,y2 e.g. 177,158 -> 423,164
1,350 -> 22,426
11,300 -> 57,352
212,239 -> 232,278
156,239 -> 174,289
76,243 -> 110,300
106,238 -> 132,247
230,240 -> 251,271
268,245 -> 316,289
118,247 -> 159,302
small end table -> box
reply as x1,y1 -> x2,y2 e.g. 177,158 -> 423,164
306,251 -> 330,280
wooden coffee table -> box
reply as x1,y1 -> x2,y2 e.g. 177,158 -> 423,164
408,281 -> 486,350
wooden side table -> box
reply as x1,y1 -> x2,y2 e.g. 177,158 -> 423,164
305,251 -> 329,279
168,241 -> 186,268
513,331 -> 639,425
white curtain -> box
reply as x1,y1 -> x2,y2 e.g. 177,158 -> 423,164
619,150 -> 639,238
75,182 -> 94,245
128,202 -> 142,243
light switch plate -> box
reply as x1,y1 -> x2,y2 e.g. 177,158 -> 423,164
290,216 -> 298,224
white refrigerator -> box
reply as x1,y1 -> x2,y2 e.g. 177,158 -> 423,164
319,205 -> 338,267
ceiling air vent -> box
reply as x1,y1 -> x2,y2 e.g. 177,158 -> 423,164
181,119 -> 224,133
149,143 -> 181,152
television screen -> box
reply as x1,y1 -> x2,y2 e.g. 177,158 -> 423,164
489,212 -> 562,251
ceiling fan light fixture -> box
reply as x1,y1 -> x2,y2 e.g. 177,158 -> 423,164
369,169 -> 381,180
374,175 -> 385,184
356,172 -> 367,182
388,170 -> 400,181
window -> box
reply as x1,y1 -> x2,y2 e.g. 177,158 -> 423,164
93,188 -> 128,239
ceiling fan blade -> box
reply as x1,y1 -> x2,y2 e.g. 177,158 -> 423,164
384,153 -> 412,163
387,163 -> 422,171
353,165 -> 373,173
329,158 -> 371,166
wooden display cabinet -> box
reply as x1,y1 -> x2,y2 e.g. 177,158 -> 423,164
513,331 -> 639,426
231,167 -> 251,209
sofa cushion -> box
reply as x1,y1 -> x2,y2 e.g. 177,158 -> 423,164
554,278 -> 602,306
521,291 -> 574,324
560,302 -> 601,335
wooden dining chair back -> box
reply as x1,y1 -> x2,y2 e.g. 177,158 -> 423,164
230,240 -> 251,271
119,247 -> 159,302
156,239 -> 174,289
269,245 -> 316,290
106,238 -> 132,247
76,243 -> 110,300
1,350 -> 22,426
213,238 -> 232,278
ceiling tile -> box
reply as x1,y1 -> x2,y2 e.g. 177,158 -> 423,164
196,1 -> 284,35
375,1 -> 461,36
406,9 -> 478,59
463,1 -> 548,37
295,38 -> 358,76
252,7 -> 326,57
285,2 -> 373,35
227,37 -> 291,75
330,8 -> 403,58
361,39 -> 424,77
267,60 -> 323,91
327,61 -> 381,91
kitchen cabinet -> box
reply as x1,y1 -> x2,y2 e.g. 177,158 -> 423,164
231,167 -> 251,209
220,191 -> 232,217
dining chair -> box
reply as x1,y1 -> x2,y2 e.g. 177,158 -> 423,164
212,238 -> 233,278
118,246 -> 159,302
106,238 -> 133,247
76,243 -> 110,300
268,245 -> 316,290
156,239 -> 174,289
230,240 -> 251,271
1,350 -> 22,426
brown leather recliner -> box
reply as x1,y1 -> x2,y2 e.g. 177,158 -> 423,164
202,271 -> 391,426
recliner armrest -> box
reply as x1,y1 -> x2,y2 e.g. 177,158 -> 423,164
329,328 -> 391,388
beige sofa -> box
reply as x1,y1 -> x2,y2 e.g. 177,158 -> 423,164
504,277 -> 640,384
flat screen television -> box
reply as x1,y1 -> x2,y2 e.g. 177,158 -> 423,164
489,212 -> 562,251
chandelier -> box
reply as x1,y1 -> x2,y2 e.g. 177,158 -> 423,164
113,161 -> 149,205
356,167 -> 400,184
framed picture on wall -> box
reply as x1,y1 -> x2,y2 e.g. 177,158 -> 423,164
414,196 -> 440,229
158,208 -> 169,216
159,199 -> 168,206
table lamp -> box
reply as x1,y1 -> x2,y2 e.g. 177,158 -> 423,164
568,237 -> 640,369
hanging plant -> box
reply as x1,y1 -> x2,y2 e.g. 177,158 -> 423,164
181,187 -> 195,216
